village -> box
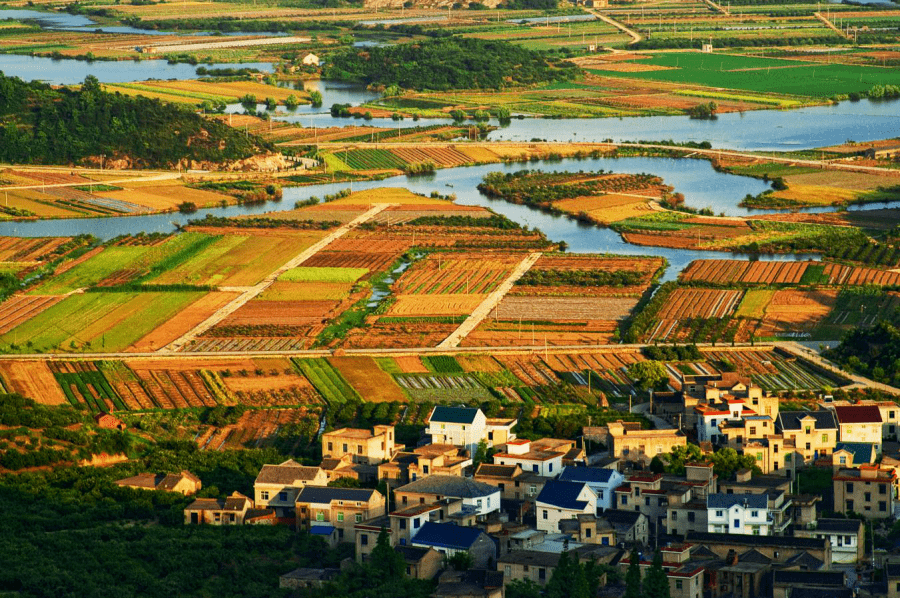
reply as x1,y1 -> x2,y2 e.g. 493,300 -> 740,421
107,367 -> 900,598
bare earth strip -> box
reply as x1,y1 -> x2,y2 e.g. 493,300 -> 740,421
438,252 -> 542,349
163,204 -> 393,352
0,361 -> 67,405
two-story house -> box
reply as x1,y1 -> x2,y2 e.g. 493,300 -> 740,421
295,486 -> 385,542
473,463 -> 549,503
427,407 -> 487,455
254,459 -> 328,517
558,466 -> 624,511
794,518 -> 865,564
706,493 -> 770,535
775,410 -> 839,463
535,480 -> 598,533
378,444 -> 471,486
833,405 -> 883,456
184,491 -> 253,525
410,522 -> 497,568
492,439 -> 563,477
606,421 -> 686,464
322,425 -> 398,465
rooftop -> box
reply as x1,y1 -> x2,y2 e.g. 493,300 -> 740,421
396,475 -> 497,499
428,406 -> 480,425
295,486 -> 378,504
536,480 -> 591,510
474,463 -> 520,478
497,550 -> 560,568
558,466 -> 619,485
324,427 -> 381,439
834,405 -> 883,424
686,531 -> 826,550
777,410 -> 838,431
411,522 -> 484,550
256,460 -> 324,485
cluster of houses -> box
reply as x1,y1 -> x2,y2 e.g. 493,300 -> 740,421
116,390 -> 900,597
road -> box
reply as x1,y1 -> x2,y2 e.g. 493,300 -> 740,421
777,341 -> 900,396
438,252 -> 542,349
814,12 -> 851,40
585,8 -> 643,45
162,203 -> 393,352
0,171 -> 181,191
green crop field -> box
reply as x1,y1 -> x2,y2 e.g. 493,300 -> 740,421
1,291 -> 203,352
422,355 -> 465,374
32,246 -> 149,294
292,358 -> 361,406
279,267 -> 368,283
588,52 -> 899,97
340,149 -> 407,170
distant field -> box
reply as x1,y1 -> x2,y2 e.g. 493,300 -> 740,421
588,52 -> 897,97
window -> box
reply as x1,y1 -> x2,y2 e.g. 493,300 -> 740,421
477,499 -> 483,509
586,528 -> 592,538
845,535 -> 852,545
599,490 -> 604,500
805,443 -> 811,450
529,485 -> 536,496
752,526 -> 760,536
676,580 -> 683,590
847,500 -> 854,512
539,568 -> 546,581
549,463 -> 553,473
399,519 -> 407,530
533,465 -> 539,473
865,492 -> 871,502
672,511 -> 678,521
260,491 -> 269,501
645,498 -> 650,506
880,501 -> 888,512
635,488 -> 641,497
355,514 -> 362,523
750,427 -> 757,436
542,510 -> 548,520
840,457 -> 847,465
505,566 -> 511,576
847,483 -> 854,493
214,513 -> 221,522
822,434 -> 828,443
880,484 -> 888,495
414,518 -> 421,529
357,445 -> 363,454
622,497 -> 628,505
423,465 -> 429,474
316,512 -> 324,521
328,442 -> 333,451
716,510 -> 724,517
279,491 -> 288,502
805,426 -> 811,434
755,453 -> 762,461
733,519 -> 740,529
343,444 -> 348,452
337,512 -> 344,522
361,534 -> 369,546
688,512 -> 695,523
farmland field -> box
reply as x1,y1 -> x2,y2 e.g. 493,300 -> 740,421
279,267 -> 368,283
679,260 -> 812,285
329,356 -> 407,402
0,361 -> 67,405
31,246 -> 150,294
656,288 -> 743,320
495,296 -> 639,321
388,294 -> 486,317
394,252 -> 520,295
756,289 -> 838,338
129,291 -> 241,352
292,358 -> 361,406
0,295 -> 65,334
734,289 -> 775,319
0,291 -> 204,352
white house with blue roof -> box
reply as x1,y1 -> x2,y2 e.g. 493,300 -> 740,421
558,466 -> 623,511
707,493 -> 770,535
410,521 -> 497,568
535,480 -> 597,533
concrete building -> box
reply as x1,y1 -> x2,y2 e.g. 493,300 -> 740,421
378,444 -> 470,485
302,53 -> 319,66
395,475 -> 500,517
254,459 -> 328,516
833,465 -> 898,518
834,405 -> 883,455
322,425 -> 398,466
606,420 -> 686,464
535,480 -> 598,533
396,545 -> 443,580
410,522 -> 497,568
794,518 -> 865,563
492,439 -> 563,477
184,491 -> 252,525
684,531 -> 832,565
600,509 -> 649,546
295,486 -> 386,542
775,409 -> 839,463
473,463 -> 549,503
558,466 -> 624,511
426,407 -> 487,455
706,493 -> 771,535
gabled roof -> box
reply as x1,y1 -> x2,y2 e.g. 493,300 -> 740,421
814,518 -> 864,534
739,549 -> 772,565
411,522 -> 484,550
601,509 -> 643,527
396,475 -> 497,499
707,493 -> 768,510
834,405 -> 883,424
834,442 -> 874,464
428,406 -> 480,425
536,480 -> 591,510
559,466 -> 619,485
777,410 -> 838,431
256,460 -> 324,485
396,545 -> 435,562
474,464 -> 520,478
295,486 -> 379,504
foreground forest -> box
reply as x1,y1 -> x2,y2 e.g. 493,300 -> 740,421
0,74 -> 273,168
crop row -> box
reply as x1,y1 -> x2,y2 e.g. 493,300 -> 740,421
292,358 -> 360,406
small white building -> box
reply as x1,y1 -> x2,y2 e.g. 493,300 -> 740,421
701,42 -> 713,53
834,406 -> 883,455
302,53 -> 320,66
427,406 -> 487,456
557,466 -> 624,511
794,518 -> 865,564
707,494 -> 769,535
493,439 -> 563,477
535,480 -> 597,534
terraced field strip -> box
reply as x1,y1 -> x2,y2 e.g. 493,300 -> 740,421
164,203 -> 393,352
439,252 -> 542,349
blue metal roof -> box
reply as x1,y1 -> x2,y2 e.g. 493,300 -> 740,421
536,480 -> 590,510
835,442 -> 874,464
429,406 -> 479,424
411,522 -> 483,550
707,493 -> 767,510
310,525 -> 335,535
559,467 -> 618,485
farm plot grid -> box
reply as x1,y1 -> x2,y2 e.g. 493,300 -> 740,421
679,260 -> 811,285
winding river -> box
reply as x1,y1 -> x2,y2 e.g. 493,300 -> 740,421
0,54 -> 898,279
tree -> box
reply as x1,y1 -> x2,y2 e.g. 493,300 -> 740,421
663,443 -> 703,475
708,447 -> 759,479
643,550 -> 670,598
448,551 -> 472,571
369,528 -> 405,582
628,360 -> 668,391
545,547 -> 590,598
472,439 -> 491,469
624,547 -> 642,598
506,579 -> 542,598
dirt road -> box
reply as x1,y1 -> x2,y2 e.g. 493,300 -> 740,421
585,8 -> 642,45
438,252 -> 542,349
